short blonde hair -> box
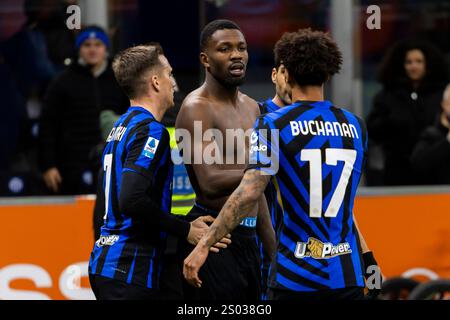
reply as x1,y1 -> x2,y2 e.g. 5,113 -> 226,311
112,43 -> 164,99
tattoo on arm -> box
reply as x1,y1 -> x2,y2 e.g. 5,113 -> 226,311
201,170 -> 270,248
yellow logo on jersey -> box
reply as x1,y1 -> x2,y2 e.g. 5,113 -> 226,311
96,235 -> 120,247
294,237 -> 352,259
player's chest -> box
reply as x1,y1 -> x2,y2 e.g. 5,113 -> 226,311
211,106 -> 257,132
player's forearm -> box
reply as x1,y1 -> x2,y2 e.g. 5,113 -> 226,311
199,170 -> 269,248
119,171 -> 190,238
200,186 -> 259,248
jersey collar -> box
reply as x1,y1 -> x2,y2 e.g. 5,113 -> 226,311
128,106 -> 156,119
294,100 -> 333,108
265,99 -> 281,111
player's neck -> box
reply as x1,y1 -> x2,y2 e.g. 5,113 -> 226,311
291,85 -> 324,103
204,72 -> 239,104
130,98 -> 166,122
272,95 -> 286,108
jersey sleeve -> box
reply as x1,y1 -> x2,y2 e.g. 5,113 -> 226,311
355,115 -> 369,172
123,122 -> 170,180
246,115 -> 280,176
257,101 -> 266,114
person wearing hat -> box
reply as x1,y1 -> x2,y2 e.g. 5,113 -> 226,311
38,25 -> 129,195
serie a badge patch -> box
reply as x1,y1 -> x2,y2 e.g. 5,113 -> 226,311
142,137 -> 160,159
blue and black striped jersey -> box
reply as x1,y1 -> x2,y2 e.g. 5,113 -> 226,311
259,99 -> 280,114
249,100 -> 367,291
258,99 -> 284,234
89,106 -> 173,289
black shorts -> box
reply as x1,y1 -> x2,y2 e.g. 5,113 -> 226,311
89,274 -> 159,300
267,286 -> 365,301
159,234 -> 184,300
179,204 -> 261,300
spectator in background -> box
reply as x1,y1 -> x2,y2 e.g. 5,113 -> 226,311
23,0 -> 75,72
38,26 -> 129,195
367,39 -> 449,185
411,84 -> 450,184
0,0 -> 74,195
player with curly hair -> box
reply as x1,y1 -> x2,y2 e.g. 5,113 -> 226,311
184,28 -> 382,300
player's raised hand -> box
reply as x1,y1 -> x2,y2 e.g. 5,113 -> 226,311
187,215 -> 215,245
183,243 -> 209,288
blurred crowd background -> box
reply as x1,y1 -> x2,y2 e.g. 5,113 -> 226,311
0,0 -> 449,197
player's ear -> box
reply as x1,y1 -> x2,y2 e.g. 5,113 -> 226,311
280,65 -> 289,84
151,74 -> 160,92
200,52 -> 209,68
271,68 -> 277,84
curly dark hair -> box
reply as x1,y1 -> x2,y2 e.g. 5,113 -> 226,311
274,28 -> 343,86
378,39 -> 449,90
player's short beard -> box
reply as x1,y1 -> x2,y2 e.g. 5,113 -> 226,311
210,69 -> 246,88
217,74 -> 246,88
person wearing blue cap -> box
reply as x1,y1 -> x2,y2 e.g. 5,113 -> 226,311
38,25 -> 129,195
75,26 -> 111,75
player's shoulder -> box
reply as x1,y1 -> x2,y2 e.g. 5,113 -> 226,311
238,92 -> 259,112
336,106 -> 367,130
178,88 -> 214,120
131,120 -> 169,146
255,107 -> 285,128
261,102 -> 297,123
329,104 -> 368,140
124,108 -> 156,127
181,88 -> 211,109
239,91 -> 257,105
257,100 -> 267,113
128,111 -> 165,131
259,99 -> 281,114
